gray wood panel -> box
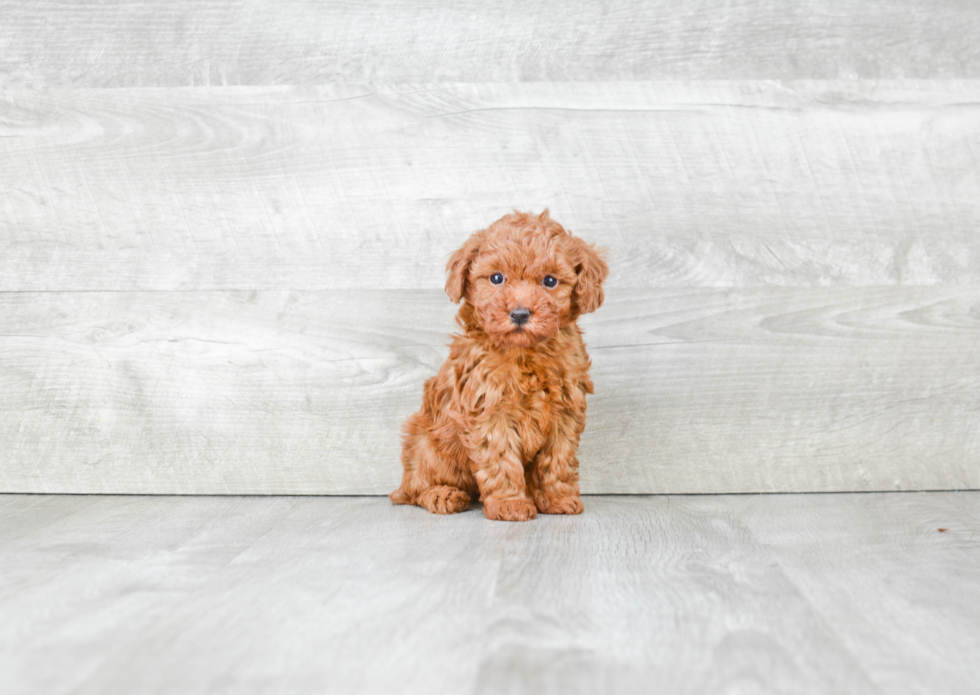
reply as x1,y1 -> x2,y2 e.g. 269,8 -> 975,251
2,493 -> 978,694
2,1 -> 980,87
731,492 -> 980,694
3,286 -> 977,494
3,82 -> 980,291
4,2 -> 979,496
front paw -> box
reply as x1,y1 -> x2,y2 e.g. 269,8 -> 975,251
483,497 -> 537,522
534,493 -> 584,515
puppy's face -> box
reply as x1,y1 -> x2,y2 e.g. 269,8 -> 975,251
467,234 -> 577,348
446,211 -> 608,348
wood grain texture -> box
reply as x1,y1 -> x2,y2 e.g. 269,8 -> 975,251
4,4 -> 979,496
2,493 -> 978,695
3,81 -> 980,291
2,286 -> 977,494
2,0 -> 980,87
731,492 -> 980,695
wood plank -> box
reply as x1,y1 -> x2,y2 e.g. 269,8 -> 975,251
3,81 -> 980,291
0,495 -> 102,542
0,496 -> 302,694
588,286 -> 980,493
732,492 -> 980,694
0,290 -> 454,494
467,495 -> 873,695
2,1 -> 979,87
2,286 -> 977,494
0,494 -> 888,695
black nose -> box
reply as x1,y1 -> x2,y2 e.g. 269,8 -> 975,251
509,307 -> 531,326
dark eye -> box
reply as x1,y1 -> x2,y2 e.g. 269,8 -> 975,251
489,273 -> 504,285
542,275 -> 558,288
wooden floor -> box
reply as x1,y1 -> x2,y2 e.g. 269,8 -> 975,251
2,493 -> 978,694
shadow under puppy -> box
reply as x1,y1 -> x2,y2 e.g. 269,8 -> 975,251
391,210 -> 608,521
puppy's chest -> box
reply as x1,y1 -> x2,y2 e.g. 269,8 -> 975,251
496,356 -> 571,437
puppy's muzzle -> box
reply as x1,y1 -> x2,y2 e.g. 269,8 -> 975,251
509,306 -> 531,327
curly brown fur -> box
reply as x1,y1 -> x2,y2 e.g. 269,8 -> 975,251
391,210 -> 608,521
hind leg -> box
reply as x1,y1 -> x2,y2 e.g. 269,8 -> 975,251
415,485 -> 471,514
391,413 -> 475,515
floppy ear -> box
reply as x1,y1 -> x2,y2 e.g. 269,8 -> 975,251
570,236 -> 609,316
445,229 -> 486,303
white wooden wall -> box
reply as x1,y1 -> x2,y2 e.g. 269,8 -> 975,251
2,2 -> 979,494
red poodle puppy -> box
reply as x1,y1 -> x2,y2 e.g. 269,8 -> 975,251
391,210 -> 608,521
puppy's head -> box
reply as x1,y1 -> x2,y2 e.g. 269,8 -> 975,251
446,210 -> 608,348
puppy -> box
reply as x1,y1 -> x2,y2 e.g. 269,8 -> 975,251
391,210 -> 608,521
